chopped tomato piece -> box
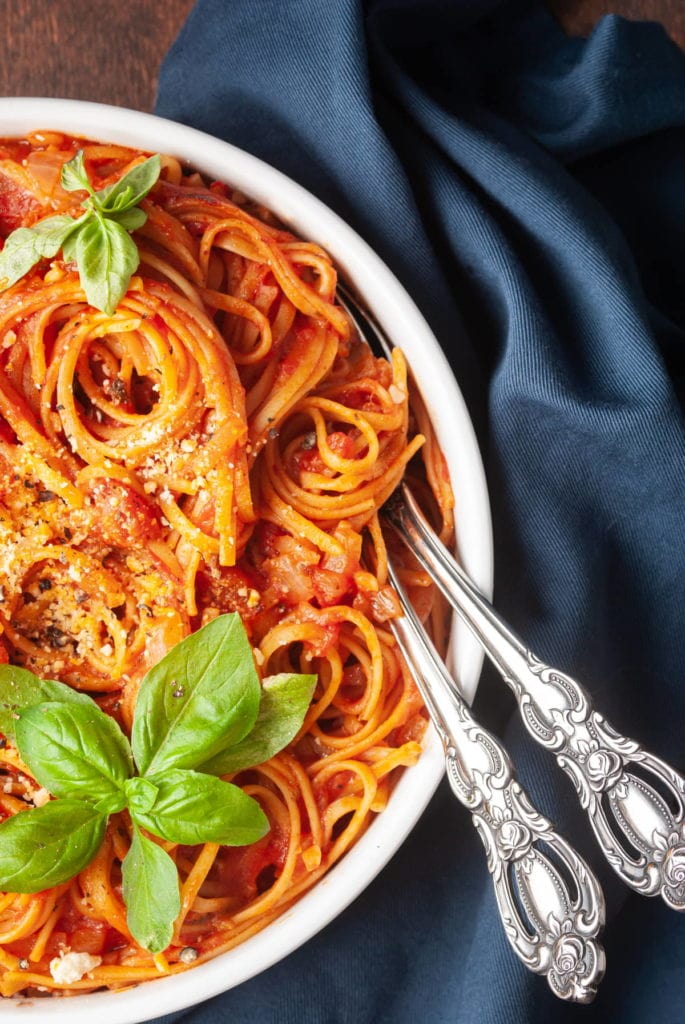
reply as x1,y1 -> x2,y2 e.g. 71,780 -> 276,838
326,431 -> 355,459
309,567 -> 352,606
0,172 -> 41,235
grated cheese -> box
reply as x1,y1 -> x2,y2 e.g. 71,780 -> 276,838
49,951 -> 102,985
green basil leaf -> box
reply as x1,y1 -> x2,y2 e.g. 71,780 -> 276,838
0,799 -> 106,891
94,790 -> 128,816
0,664 -> 94,743
60,150 -> 92,194
121,826 -> 180,953
94,155 -> 161,214
61,224 -> 82,262
132,614 -> 260,777
107,207 -> 148,232
131,768 -> 269,846
16,702 -> 133,801
200,673 -> 317,776
0,214 -> 83,290
74,215 -> 140,314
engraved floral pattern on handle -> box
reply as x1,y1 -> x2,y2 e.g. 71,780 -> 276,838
547,917 -> 604,1003
653,828 -> 685,909
583,745 -> 623,792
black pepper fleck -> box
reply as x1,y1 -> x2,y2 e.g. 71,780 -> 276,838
45,625 -> 67,648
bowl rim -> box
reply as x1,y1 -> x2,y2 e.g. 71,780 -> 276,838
0,97 -> 493,1023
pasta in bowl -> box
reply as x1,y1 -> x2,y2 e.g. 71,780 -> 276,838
0,99 -> 492,1023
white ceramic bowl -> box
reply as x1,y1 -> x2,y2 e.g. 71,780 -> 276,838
0,98 -> 493,1024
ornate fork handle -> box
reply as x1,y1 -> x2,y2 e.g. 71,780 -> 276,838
386,560 -> 605,1003
384,487 -> 685,910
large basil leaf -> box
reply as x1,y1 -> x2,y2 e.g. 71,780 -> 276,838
0,800 -> 106,891
130,768 -> 269,846
121,826 -> 180,953
16,702 -> 133,802
74,215 -> 140,315
0,665 -> 94,743
132,614 -> 260,777
200,673 -> 317,776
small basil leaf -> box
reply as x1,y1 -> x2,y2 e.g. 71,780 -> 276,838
200,673 -> 317,776
124,776 -> 159,814
16,702 -> 133,801
131,768 -> 269,846
132,614 -> 260,777
74,215 -> 140,314
0,665 -> 95,743
107,207 -> 148,232
121,826 -> 180,953
0,214 -> 82,290
0,799 -> 106,891
94,790 -> 127,816
94,155 -> 161,214
60,150 -> 93,194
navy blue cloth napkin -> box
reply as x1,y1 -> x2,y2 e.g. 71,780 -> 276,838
155,2 -> 685,1021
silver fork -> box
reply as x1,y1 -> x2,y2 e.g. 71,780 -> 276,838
338,283 -> 685,913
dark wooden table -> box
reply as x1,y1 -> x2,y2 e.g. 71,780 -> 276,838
0,0 -> 682,113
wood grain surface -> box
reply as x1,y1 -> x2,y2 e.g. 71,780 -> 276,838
548,0 -> 684,45
0,0 -> 195,111
0,0 -> 681,114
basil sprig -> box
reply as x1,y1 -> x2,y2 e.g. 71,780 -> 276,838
0,149 -> 160,314
0,614 -> 316,953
